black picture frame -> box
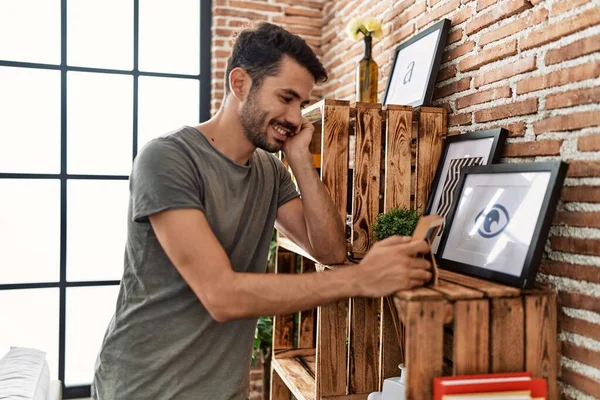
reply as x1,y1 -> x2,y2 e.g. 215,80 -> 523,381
425,128 -> 508,255
437,161 -> 568,289
383,18 -> 450,107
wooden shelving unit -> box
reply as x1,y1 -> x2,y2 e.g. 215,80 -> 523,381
270,99 -> 558,400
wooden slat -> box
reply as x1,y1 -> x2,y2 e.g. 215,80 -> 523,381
348,297 -> 380,394
274,252 -> 296,349
379,296 -> 403,389
384,106 -> 413,211
277,237 -> 316,262
299,258 -> 317,349
272,358 -> 315,400
433,279 -> 486,300
525,293 -> 558,400
316,299 -> 349,398
404,300 -> 446,400
415,107 -> 445,210
352,103 -> 382,253
491,297 -> 524,372
274,348 -> 316,359
439,269 -> 521,298
453,300 -> 490,375
395,286 -> 444,301
321,103 -> 351,227
271,365 -> 292,400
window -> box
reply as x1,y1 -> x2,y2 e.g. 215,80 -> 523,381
0,0 -> 211,397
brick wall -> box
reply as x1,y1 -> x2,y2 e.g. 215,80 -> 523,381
212,0 -> 600,398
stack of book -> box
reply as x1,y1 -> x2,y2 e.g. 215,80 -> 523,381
434,372 -> 547,400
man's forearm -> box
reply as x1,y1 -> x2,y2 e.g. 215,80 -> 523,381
211,266 -> 360,321
287,150 -> 347,264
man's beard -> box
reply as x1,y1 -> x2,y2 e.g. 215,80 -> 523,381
239,89 -> 283,153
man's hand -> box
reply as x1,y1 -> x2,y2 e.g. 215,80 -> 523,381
353,236 -> 432,297
282,116 -> 314,159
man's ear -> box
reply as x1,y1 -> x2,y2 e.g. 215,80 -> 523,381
229,67 -> 251,102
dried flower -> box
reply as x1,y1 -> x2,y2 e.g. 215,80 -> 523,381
345,15 -> 383,41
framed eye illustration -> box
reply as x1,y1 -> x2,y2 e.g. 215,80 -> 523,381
437,161 -> 567,288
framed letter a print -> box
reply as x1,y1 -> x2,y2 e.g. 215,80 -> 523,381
383,19 -> 450,107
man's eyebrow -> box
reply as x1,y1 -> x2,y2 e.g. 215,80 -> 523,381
281,89 -> 310,105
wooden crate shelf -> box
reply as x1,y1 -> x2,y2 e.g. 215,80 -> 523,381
271,99 -> 558,400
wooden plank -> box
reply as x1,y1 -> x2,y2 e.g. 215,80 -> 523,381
379,296 -> 403,390
274,348 -> 316,359
352,104 -> 382,253
277,237 -> 316,262
321,103 -> 351,229
384,106 -> 413,211
271,366 -> 292,400
415,107 -> 445,211
525,293 -> 558,400
348,297 -> 380,394
439,269 -> 521,298
432,280 -> 486,300
453,300 -> 490,375
272,358 -> 315,400
491,297 -> 524,372
395,286 -> 444,301
316,299 -> 349,398
404,300 -> 446,400
274,252 -> 296,349
299,258 -> 317,349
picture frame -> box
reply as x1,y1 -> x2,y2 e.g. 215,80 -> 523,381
437,161 -> 568,289
383,18 -> 451,107
426,128 -> 508,254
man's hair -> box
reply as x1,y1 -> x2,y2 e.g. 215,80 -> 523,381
224,22 -> 328,94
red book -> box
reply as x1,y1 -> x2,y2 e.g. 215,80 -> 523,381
434,372 -> 547,400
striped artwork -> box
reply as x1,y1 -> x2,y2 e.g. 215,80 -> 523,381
435,156 -> 484,237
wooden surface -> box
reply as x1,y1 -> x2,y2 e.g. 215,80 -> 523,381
525,293 -> 558,400
274,348 -> 316,359
321,103 -> 350,228
395,286 -> 445,301
491,297 -> 524,372
433,279 -> 485,300
352,104 -> 382,253
384,107 -> 413,211
274,252 -> 296,350
272,357 -> 315,400
299,258 -> 317,349
348,297 -> 380,394
379,296 -> 403,389
415,107 -> 445,210
439,269 -> 521,297
271,367 -> 292,400
404,300 -> 445,400
316,299 -> 349,398
453,300 -> 490,375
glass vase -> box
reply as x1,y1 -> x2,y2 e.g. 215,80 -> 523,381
356,35 -> 378,103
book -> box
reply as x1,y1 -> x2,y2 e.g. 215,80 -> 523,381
434,372 -> 547,400
442,390 -> 543,400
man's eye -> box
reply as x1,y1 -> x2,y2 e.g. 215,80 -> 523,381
280,96 -> 292,103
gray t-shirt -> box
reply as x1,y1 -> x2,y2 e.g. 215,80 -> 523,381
92,126 -> 299,400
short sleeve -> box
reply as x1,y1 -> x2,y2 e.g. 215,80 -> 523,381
130,138 -> 205,223
275,158 -> 300,208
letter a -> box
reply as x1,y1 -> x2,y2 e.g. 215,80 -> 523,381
403,61 -> 415,84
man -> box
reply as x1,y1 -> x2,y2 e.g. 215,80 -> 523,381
92,22 -> 432,399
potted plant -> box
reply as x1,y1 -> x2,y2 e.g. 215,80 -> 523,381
372,207 -> 422,241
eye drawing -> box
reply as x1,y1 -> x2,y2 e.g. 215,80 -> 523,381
474,204 -> 510,238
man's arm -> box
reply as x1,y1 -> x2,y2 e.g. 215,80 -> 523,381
275,117 -> 347,265
149,208 -> 431,322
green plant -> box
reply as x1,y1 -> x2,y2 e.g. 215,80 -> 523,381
372,207 -> 421,241
252,316 -> 273,367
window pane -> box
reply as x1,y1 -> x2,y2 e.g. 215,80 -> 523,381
0,67 -> 61,174
139,0 -> 200,75
0,288 -> 60,380
0,180 -> 60,284
0,0 -> 60,64
65,285 -> 119,386
67,0 -> 133,70
67,72 -> 133,175
138,76 -> 199,150
67,180 -> 129,281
